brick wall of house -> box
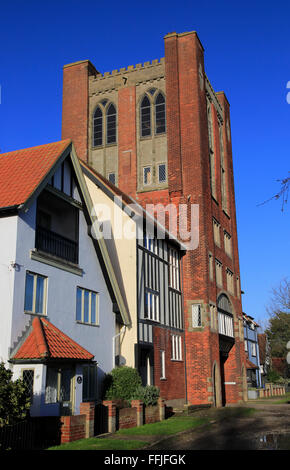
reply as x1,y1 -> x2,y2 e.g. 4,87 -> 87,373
153,325 -> 186,403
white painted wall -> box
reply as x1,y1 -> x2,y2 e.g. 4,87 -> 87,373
0,215 -> 18,364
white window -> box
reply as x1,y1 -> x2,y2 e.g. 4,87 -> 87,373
145,291 -> 160,322
160,350 -> 166,379
192,304 -> 202,328
76,287 -> 99,325
158,163 -> 167,183
143,166 -> 152,185
169,248 -> 180,290
24,271 -> 47,315
144,232 -> 158,254
251,342 -> 256,357
172,335 -> 182,361
244,340 -> 248,352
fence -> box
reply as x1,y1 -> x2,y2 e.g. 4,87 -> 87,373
0,417 -> 61,450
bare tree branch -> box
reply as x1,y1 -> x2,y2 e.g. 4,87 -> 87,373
257,173 -> 290,212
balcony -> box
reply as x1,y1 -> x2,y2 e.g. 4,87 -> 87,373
35,226 -> 78,265
35,189 -> 79,266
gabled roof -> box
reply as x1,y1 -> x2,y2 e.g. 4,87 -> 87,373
12,317 -> 94,362
0,139 -> 131,326
0,139 -> 72,211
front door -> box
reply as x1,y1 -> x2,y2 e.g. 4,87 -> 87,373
59,368 -> 74,415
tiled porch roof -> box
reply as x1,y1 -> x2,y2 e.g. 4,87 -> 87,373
12,317 -> 94,361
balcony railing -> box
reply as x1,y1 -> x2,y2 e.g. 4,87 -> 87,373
35,226 -> 78,264
218,311 -> 234,338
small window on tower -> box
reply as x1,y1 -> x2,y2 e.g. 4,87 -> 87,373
158,163 -> 166,183
140,96 -> 151,137
93,106 -> 103,147
155,93 -> 166,134
143,166 -> 152,185
108,173 -> 116,185
106,103 -> 117,144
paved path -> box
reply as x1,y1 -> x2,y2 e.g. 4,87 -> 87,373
148,402 -> 290,450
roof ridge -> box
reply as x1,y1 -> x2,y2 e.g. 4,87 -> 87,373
0,139 -> 72,158
33,317 -> 49,358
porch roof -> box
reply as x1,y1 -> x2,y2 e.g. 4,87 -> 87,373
246,357 -> 259,370
12,317 -> 94,362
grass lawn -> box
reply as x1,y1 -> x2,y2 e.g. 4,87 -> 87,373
48,438 -> 148,451
116,416 -> 208,436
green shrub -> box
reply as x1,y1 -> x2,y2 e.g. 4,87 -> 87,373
0,363 -> 30,425
103,366 -> 142,402
131,385 -> 160,406
266,369 -> 282,384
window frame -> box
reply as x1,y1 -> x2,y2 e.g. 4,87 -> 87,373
24,271 -> 47,316
160,350 -> 166,380
169,247 -> 180,291
192,304 -> 202,328
144,289 -> 160,323
76,287 -> 99,326
108,172 -> 116,185
143,166 -> 152,186
154,92 -> 166,135
106,103 -> 117,145
22,368 -> 35,402
92,106 -> 103,147
158,163 -> 167,184
140,95 -> 152,137
171,334 -> 182,361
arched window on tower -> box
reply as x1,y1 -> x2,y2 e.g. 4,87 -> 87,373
155,93 -> 166,134
217,294 -> 234,338
106,103 -> 117,144
140,95 -> 151,137
93,106 -> 103,147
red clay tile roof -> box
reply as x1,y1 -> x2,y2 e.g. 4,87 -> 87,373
13,317 -> 94,361
0,139 -> 71,209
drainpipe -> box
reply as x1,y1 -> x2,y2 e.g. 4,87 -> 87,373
112,326 -> 126,369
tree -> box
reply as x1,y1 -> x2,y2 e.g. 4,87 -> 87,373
0,363 -> 31,425
265,279 -> 290,378
258,173 -> 290,212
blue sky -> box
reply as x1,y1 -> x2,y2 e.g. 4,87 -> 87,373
0,0 -> 289,328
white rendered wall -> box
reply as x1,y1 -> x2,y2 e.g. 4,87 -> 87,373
0,215 -> 18,364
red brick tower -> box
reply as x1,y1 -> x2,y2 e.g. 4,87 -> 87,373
62,31 -> 247,406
